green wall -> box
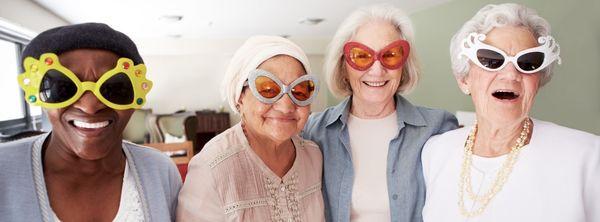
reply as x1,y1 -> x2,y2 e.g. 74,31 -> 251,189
403,0 -> 599,134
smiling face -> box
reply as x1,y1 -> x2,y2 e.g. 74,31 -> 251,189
345,20 -> 404,105
238,55 -> 310,143
46,49 -> 134,160
457,26 -> 541,125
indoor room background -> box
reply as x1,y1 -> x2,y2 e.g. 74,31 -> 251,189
1,0 -> 598,144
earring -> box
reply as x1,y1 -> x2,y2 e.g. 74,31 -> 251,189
464,89 -> 470,95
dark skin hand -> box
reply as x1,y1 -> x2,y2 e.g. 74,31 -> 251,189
42,49 -> 135,221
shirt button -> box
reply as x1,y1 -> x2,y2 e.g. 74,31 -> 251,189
281,186 -> 285,192
392,194 -> 398,200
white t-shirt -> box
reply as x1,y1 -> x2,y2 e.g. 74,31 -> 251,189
422,119 -> 600,222
52,162 -> 144,222
348,112 -> 398,222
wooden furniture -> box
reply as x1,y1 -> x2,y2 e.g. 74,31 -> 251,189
145,111 -> 196,142
144,141 -> 194,165
194,111 -> 230,154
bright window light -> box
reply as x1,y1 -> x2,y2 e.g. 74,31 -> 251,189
0,39 -> 24,121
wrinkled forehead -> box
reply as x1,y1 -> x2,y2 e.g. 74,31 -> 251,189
351,20 -> 403,51
58,49 -> 119,81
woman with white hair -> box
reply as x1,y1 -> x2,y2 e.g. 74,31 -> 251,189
422,3 -> 599,221
177,36 -> 325,221
302,4 -> 458,222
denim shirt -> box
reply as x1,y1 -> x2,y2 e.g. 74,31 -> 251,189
302,95 -> 458,222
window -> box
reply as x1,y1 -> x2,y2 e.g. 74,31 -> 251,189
0,39 -> 23,122
0,21 -> 38,135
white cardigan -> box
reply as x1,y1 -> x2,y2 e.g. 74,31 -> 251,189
422,119 -> 600,222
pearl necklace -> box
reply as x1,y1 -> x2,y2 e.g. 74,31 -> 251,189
458,118 -> 531,217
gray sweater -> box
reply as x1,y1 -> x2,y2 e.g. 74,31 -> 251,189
0,133 -> 182,221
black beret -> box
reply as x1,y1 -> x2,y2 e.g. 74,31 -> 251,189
21,22 -> 143,65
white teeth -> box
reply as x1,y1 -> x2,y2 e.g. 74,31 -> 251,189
72,120 -> 110,129
494,89 -> 519,96
364,81 -> 386,87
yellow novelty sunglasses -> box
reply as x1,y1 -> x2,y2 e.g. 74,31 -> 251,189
17,53 -> 152,110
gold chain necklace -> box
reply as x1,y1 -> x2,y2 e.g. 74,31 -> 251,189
458,118 -> 531,217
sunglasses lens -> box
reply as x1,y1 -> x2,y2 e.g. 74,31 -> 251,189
255,76 -> 281,99
100,73 -> 134,105
381,46 -> 404,69
517,52 -> 544,72
349,47 -> 374,69
291,80 -> 316,101
39,70 -> 78,103
476,49 -> 505,69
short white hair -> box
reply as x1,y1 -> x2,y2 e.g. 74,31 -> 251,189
449,3 -> 555,86
324,4 -> 420,98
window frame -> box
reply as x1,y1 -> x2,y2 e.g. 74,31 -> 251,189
0,23 -> 39,135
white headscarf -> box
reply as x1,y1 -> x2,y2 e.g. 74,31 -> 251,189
222,35 -> 311,114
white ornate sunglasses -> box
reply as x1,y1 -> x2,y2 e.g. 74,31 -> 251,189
245,69 -> 319,106
459,32 -> 561,74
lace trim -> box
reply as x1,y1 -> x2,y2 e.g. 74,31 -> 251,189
208,146 -> 244,168
264,172 -> 302,222
112,163 -> 144,222
299,182 -> 321,199
224,197 -> 270,214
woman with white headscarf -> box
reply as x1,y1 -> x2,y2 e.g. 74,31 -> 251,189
177,36 -> 325,221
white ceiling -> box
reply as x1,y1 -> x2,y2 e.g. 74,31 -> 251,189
34,0 -> 451,40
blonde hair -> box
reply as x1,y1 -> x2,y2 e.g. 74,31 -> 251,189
324,4 -> 421,98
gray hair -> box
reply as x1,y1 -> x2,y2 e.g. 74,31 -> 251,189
449,3 -> 555,86
324,4 -> 420,98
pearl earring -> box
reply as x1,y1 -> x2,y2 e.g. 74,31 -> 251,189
464,89 -> 470,95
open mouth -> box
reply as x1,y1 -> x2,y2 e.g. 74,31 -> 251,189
363,80 -> 388,87
492,90 -> 519,100
68,120 -> 113,129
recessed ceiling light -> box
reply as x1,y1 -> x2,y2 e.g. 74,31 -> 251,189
299,18 -> 324,25
159,15 -> 183,23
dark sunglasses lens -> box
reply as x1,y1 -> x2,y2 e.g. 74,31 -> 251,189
476,49 -> 504,69
39,69 -> 77,103
291,80 -> 316,101
255,76 -> 281,99
100,73 -> 134,105
517,52 -> 544,72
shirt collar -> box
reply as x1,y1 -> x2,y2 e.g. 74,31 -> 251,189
325,94 -> 427,127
